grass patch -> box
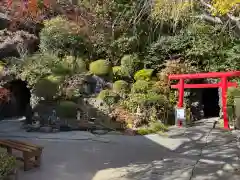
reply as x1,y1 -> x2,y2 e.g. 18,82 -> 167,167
136,121 -> 168,135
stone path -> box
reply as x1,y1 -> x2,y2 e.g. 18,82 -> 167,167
0,118 -> 240,180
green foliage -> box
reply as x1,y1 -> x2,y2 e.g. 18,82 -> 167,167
113,66 -> 122,80
34,75 -> 64,100
110,36 -> 139,60
131,80 -> 152,94
146,34 -> 191,68
65,87 -> 81,100
98,89 -> 120,106
0,61 -> 5,73
89,60 -> 112,76
121,54 -> 141,77
213,42 -> 240,72
113,66 -> 129,80
52,56 -> 87,75
112,80 -> 129,94
20,53 -> 59,86
137,121 -> 168,135
121,91 -> 167,113
134,69 -> 154,81
152,0 -> 193,28
0,152 -> 16,179
56,101 -> 78,118
39,16 -> 88,56
227,87 -> 240,106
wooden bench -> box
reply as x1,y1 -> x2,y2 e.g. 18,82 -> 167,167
0,139 -> 43,171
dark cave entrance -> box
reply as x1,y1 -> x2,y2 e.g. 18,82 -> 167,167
201,88 -> 220,118
0,79 -> 31,119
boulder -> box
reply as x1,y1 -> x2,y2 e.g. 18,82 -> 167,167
0,13 -> 10,30
0,30 -> 39,60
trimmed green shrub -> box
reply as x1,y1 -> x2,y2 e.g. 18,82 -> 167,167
89,59 -> 112,76
134,69 -> 154,81
121,91 -> 167,113
130,92 -> 166,107
131,80 -> 152,93
144,91 -> 167,106
98,89 -> 120,106
113,66 -> 128,80
112,80 -> 129,94
34,75 -> 64,100
113,66 -> 122,75
0,152 -> 16,179
121,54 -> 141,77
56,101 -> 78,118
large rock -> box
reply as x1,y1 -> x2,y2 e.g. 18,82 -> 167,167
0,30 -> 39,59
0,13 -> 10,30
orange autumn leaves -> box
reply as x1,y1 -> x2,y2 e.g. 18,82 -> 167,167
6,0 -> 52,15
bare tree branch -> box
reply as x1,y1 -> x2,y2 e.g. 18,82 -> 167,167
199,0 -> 215,11
194,14 -> 223,24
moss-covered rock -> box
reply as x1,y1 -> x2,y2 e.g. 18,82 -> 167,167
89,59 -> 111,76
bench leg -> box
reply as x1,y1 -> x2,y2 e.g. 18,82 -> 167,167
7,147 -> 12,154
23,153 -> 30,171
35,155 -> 41,167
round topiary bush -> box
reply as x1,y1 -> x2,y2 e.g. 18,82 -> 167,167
89,59 -> 112,76
131,80 -> 152,93
34,75 -> 64,100
113,66 -> 121,75
134,69 -> 154,81
56,101 -> 78,118
112,80 -> 129,94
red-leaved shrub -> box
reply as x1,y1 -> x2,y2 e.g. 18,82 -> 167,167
0,88 -> 11,103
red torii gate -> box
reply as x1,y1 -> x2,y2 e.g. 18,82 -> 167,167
169,71 -> 240,129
